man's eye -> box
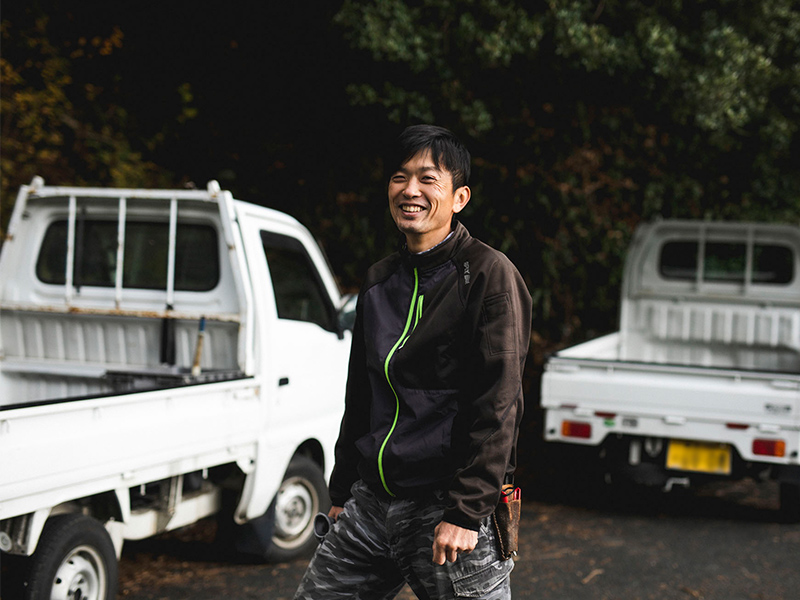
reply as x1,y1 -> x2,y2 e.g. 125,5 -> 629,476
421,176 -> 436,183
392,175 -> 406,183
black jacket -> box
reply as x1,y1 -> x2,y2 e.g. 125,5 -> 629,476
329,221 -> 532,530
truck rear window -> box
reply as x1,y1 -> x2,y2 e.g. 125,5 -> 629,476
36,220 -> 220,291
659,241 -> 794,285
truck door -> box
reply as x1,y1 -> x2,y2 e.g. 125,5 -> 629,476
258,229 -> 349,431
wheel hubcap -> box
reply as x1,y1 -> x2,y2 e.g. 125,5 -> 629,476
273,476 -> 317,548
51,545 -> 106,600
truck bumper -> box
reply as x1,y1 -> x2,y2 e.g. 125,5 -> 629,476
584,433 -> 800,489
545,408 -> 800,487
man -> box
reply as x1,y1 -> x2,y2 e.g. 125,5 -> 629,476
294,125 -> 532,599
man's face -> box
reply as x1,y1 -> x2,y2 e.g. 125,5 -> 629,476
388,150 -> 470,253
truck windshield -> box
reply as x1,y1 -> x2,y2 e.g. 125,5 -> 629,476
36,220 -> 220,291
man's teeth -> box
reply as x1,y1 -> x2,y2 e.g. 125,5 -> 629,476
402,205 -> 423,213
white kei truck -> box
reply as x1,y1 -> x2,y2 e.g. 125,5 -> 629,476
541,219 -> 800,519
0,177 -> 354,600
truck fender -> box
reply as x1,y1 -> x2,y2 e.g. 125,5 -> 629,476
235,442 -> 296,523
105,519 -> 125,559
16,508 -> 51,556
104,487 -> 133,558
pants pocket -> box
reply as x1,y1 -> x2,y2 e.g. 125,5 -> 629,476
450,558 -> 513,598
446,521 -> 513,599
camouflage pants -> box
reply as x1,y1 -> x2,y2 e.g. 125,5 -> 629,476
293,480 -> 513,600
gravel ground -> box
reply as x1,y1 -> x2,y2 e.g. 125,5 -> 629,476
115,478 -> 800,600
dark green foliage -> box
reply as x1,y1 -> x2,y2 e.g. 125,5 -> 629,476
334,0 -> 800,346
2,1 -> 798,354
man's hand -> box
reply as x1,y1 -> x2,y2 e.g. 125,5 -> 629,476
432,521 -> 478,565
329,506 -> 344,521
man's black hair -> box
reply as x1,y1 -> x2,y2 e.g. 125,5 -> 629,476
389,125 -> 471,189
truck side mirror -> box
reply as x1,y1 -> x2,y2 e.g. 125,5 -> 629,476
337,293 -> 358,337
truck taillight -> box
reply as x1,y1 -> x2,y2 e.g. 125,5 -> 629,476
562,421 -> 592,439
753,439 -> 786,457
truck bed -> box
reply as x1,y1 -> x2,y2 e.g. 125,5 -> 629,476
0,366 -> 247,411
542,333 -> 800,463
0,376 -> 262,521
554,331 -> 800,375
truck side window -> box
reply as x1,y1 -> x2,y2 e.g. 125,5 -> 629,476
659,240 -> 794,285
36,220 -> 220,291
752,244 -> 793,284
659,241 -> 698,281
260,231 -> 336,332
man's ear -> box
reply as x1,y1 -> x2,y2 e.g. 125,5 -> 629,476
452,186 -> 471,214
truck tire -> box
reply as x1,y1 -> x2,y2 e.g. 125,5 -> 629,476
263,455 -> 330,562
779,482 -> 800,523
23,514 -> 118,600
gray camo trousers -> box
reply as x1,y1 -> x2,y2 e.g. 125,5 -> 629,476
293,480 -> 513,599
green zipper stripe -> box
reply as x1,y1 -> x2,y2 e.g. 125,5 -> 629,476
400,294 -> 423,350
378,268 -> 420,497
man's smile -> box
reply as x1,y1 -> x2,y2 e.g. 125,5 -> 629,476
400,204 -> 425,213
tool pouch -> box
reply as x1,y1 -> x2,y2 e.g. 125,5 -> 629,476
492,486 -> 521,560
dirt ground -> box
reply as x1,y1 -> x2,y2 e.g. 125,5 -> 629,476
113,478 -> 800,600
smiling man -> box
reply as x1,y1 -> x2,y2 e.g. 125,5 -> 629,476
387,146 -> 470,253
294,125 -> 532,599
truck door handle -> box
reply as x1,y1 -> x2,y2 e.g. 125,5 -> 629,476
279,377 -> 289,386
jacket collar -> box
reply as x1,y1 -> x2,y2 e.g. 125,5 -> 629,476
401,220 -> 470,271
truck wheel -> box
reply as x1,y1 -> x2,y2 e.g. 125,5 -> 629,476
264,455 -> 330,562
779,482 -> 800,523
24,514 -> 118,600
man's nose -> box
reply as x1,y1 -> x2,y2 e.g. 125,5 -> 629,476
403,178 -> 420,197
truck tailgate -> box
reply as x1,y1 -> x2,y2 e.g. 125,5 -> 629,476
543,358 -> 800,424
542,357 -> 800,461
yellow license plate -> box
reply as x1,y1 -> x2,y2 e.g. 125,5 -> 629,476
666,440 -> 732,475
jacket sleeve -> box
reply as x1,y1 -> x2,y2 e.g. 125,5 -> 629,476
328,294 -> 371,507
442,256 -> 532,531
